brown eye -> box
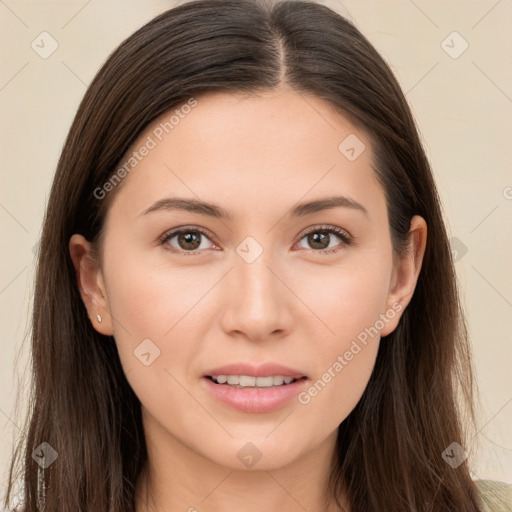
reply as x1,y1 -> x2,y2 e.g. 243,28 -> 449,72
161,228 -> 215,254
306,231 -> 331,250
296,226 -> 351,254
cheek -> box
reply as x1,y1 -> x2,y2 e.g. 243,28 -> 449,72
104,257 -> 203,426
101,241 -> 208,388
302,249 -> 392,346
103,242 -> 205,338
294,252 -> 392,418
296,286 -> 383,425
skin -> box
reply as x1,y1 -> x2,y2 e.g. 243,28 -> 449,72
69,85 -> 427,512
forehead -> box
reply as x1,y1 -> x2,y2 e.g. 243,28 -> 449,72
106,87 -> 384,222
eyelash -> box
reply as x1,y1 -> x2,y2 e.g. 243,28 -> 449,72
159,224 -> 352,256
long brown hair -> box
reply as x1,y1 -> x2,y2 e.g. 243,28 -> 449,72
4,0 -> 483,510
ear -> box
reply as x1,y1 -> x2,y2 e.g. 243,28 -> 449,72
380,215 -> 427,337
68,234 -> 114,335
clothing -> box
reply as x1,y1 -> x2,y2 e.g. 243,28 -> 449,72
476,479 -> 512,511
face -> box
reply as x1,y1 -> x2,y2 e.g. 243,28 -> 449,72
70,85 -> 425,472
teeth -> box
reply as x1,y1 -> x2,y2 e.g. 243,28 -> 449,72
210,375 -> 299,387
240,375 -> 257,386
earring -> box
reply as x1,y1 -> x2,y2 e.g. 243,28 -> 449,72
96,314 -> 102,323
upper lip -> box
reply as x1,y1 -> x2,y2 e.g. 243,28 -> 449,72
203,362 -> 307,379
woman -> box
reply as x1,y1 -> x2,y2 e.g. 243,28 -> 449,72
4,0 -> 510,510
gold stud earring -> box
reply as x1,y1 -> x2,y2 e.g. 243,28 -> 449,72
96,314 -> 102,323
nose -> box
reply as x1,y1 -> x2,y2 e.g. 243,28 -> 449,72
219,245 -> 295,342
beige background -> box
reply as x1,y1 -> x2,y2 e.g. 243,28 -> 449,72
1,0 -> 511,498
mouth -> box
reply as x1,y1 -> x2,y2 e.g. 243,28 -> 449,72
201,363 -> 309,413
205,375 -> 307,388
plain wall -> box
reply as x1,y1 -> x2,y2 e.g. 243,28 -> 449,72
1,0 -> 511,501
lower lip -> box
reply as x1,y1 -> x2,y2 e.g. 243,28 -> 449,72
201,377 -> 308,413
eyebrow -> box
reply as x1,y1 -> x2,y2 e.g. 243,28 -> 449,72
140,195 -> 368,220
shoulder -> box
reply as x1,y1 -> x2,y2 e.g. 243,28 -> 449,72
475,479 -> 512,512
